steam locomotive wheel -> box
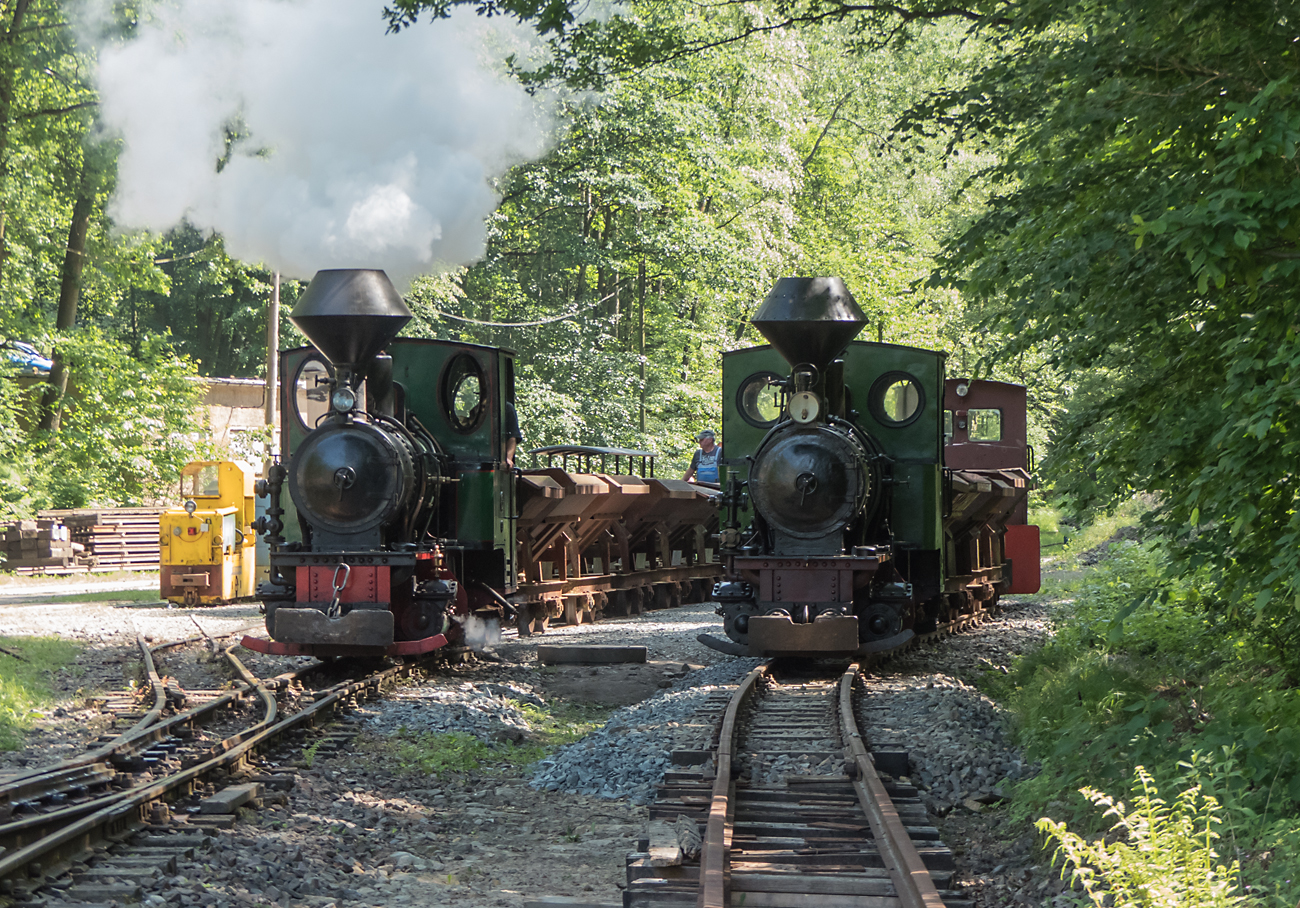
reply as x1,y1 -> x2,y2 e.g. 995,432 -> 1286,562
400,601 -> 448,640
859,602 -> 902,642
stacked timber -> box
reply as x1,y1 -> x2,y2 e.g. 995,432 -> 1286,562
36,508 -> 164,572
0,519 -> 92,574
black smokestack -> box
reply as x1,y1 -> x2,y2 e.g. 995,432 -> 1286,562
751,277 -> 867,368
289,269 -> 411,377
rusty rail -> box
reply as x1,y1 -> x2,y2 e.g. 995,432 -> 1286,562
0,632 -> 267,811
690,662 -> 950,908
0,653 -> 415,888
839,662 -> 947,908
697,662 -> 767,908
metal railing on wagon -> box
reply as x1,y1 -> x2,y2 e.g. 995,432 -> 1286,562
526,445 -> 656,478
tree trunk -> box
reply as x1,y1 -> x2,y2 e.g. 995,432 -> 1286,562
681,298 -> 697,381
574,263 -> 587,304
37,183 -> 94,433
0,0 -> 33,275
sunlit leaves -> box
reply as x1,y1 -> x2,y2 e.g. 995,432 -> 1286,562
923,0 -> 1300,667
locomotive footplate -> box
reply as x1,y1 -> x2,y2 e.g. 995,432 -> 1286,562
269,551 -> 418,568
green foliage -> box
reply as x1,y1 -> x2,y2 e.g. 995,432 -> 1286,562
995,542 -> 1300,904
381,0 -> 1015,90
120,224 -> 303,378
393,731 -> 500,776
1039,766 -> 1249,907
0,328 -> 209,517
0,0 -> 101,329
400,7 -> 1005,473
301,738 -> 323,769
512,698 -> 607,746
6,588 -> 159,605
382,699 -> 607,777
0,635 -> 81,750
911,0 -> 1300,669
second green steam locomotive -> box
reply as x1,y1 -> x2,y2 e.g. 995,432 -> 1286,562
699,277 -> 1039,658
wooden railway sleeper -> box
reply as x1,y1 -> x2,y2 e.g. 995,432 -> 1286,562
624,662 -> 973,908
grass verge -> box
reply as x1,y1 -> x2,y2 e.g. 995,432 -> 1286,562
0,635 -> 82,749
991,539 -> 1300,906
21,589 -> 160,605
371,699 -> 611,778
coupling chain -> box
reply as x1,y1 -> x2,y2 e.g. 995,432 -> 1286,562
327,562 -> 351,618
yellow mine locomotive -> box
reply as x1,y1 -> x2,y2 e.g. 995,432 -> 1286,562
160,461 -> 258,606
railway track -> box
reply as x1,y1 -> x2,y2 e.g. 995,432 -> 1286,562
0,633 -> 436,907
627,660 -> 971,908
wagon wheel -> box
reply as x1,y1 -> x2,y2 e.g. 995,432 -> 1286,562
516,602 -> 536,637
652,582 -> 678,611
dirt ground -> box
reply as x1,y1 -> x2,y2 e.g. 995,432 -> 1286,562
0,574 -> 1080,907
532,659 -> 702,706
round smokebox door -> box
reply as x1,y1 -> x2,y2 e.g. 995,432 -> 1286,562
749,425 -> 867,539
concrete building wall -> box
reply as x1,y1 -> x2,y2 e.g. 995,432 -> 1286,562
201,377 -> 279,461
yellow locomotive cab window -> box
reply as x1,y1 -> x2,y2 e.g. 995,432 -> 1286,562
968,408 -> 1003,441
182,464 -> 220,497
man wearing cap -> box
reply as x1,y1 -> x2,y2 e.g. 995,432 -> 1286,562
684,430 -> 722,484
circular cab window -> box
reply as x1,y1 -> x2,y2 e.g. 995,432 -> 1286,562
441,353 -> 487,433
293,357 -> 333,430
737,372 -> 784,428
869,372 -> 925,427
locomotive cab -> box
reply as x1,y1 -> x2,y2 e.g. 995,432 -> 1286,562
944,379 -> 1040,596
703,276 -> 1039,659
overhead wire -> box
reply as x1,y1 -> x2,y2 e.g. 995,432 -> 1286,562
422,286 -> 623,329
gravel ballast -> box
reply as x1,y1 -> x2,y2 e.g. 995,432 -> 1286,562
529,658 -> 761,802
0,576 -> 1074,907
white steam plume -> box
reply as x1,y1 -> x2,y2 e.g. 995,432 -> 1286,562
91,0 -> 550,286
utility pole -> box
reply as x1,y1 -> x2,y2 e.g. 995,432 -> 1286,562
265,272 -> 280,460
638,260 -> 646,433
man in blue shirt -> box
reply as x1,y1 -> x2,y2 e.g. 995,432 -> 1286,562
684,429 -> 722,484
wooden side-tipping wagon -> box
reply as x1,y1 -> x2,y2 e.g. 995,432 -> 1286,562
944,468 -> 1034,615
513,448 -> 722,635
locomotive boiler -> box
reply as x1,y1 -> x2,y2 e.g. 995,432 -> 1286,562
699,277 -> 1039,658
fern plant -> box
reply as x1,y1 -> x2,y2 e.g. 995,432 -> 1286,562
1038,766 -> 1251,907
